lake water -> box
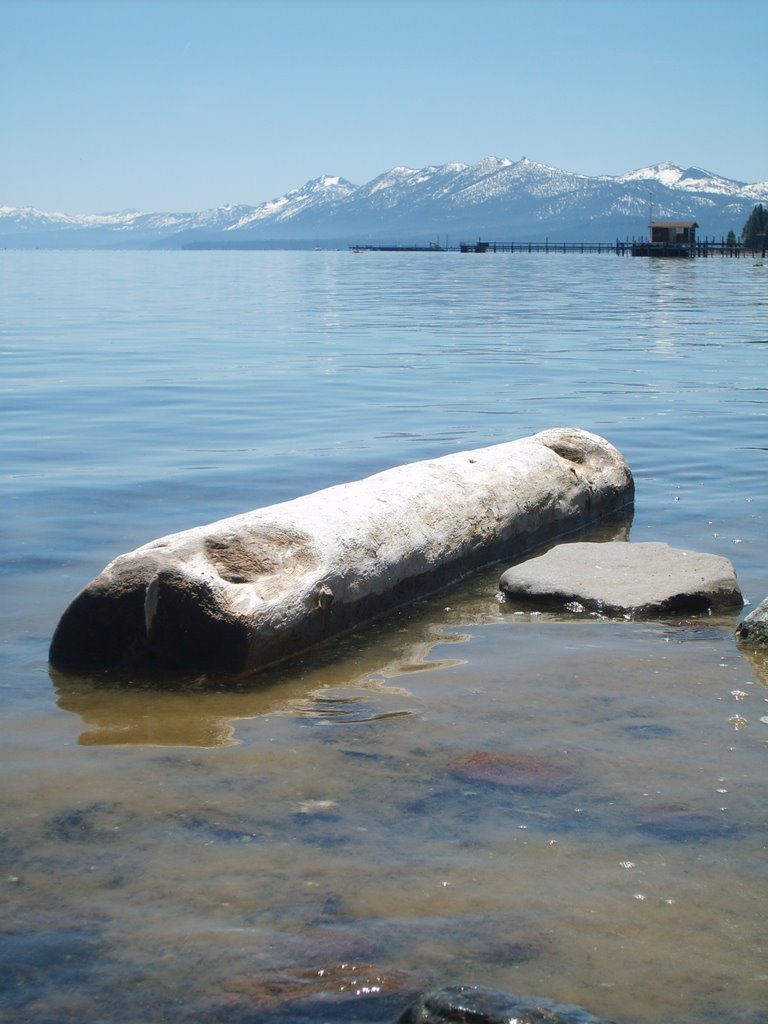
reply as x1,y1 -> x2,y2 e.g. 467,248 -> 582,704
1,249 -> 767,1024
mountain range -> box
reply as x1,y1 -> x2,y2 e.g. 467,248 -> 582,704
2,157 -> 766,249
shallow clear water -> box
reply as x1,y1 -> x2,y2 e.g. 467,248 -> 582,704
1,250 -> 767,1023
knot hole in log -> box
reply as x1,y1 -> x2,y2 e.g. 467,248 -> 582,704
204,527 -> 320,585
541,434 -> 588,465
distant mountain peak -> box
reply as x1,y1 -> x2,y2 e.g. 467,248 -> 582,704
619,162 -> 685,184
475,155 -> 512,171
305,174 -> 357,191
618,162 -> 748,194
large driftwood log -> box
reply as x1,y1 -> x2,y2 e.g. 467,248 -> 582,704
49,428 -> 633,677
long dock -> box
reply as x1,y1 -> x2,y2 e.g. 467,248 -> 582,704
351,240 -> 763,258
458,240 -> 761,257
459,241 -> 627,254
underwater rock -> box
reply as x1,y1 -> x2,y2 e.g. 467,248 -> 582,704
49,428 -> 633,678
183,961 -> 425,1023
223,961 -> 416,1007
636,805 -> 740,843
499,541 -> 742,617
450,752 -> 577,795
397,984 -> 614,1024
735,596 -> 768,645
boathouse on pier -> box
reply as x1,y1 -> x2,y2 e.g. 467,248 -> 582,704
632,220 -> 698,257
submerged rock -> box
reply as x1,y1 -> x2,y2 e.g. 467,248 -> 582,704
499,541 -> 742,617
49,428 -> 633,678
735,596 -> 768,645
397,985 -> 614,1024
222,961 -> 416,1007
636,805 -> 740,843
450,752 -> 577,795
183,961 -> 424,1023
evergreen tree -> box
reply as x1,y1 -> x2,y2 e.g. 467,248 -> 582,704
726,229 -> 737,246
742,204 -> 767,249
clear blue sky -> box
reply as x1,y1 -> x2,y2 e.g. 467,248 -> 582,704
2,0 -> 765,213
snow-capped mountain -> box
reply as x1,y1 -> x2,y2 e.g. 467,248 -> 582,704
227,175 -> 357,229
2,158 -> 766,248
0,202 -> 260,244
618,162 -> 746,194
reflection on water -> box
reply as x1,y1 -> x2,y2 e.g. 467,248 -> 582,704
52,613 -> 472,746
54,679 -> 284,747
52,648 -> 464,747
738,640 -> 768,692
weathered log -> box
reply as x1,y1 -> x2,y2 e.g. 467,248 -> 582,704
49,427 -> 633,677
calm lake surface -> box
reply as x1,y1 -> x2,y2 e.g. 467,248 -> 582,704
1,250 -> 767,1024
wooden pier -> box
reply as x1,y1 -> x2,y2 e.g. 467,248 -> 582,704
351,239 -> 765,258
459,240 -> 627,254
459,239 -> 761,257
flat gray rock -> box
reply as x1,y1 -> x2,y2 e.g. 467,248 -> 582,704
499,541 -> 742,617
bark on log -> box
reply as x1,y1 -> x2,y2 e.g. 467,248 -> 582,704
49,428 -> 633,677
